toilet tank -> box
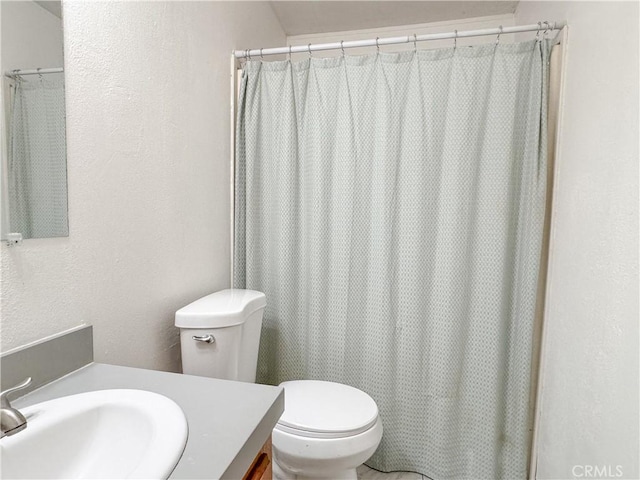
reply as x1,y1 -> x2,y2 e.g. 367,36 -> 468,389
175,289 -> 266,382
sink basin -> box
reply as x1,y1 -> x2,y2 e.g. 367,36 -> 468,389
1,389 -> 188,479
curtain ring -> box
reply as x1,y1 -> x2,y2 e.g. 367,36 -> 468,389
454,29 -> 458,49
413,33 -> 418,52
341,40 -> 345,57
495,25 -> 503,45
308,43 -> 312,58
376,37 -> 380,52
288,45 -> 292,61
246,49 -> 251,61
260,48 -> 264,60
535,21 -> 542,41
542,21 -> 551,38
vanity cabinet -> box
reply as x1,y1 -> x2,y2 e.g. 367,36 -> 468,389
243,436 -> 272,480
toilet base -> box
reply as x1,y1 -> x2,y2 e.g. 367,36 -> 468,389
272,415 -> 382,480
273,458 -> 357,480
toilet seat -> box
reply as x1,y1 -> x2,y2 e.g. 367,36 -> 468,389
276,380 -> 379,439
272,380 -> 383,480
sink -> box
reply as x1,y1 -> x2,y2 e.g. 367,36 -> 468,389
1,389 -> 188,479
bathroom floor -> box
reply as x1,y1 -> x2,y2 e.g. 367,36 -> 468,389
357,465 -> 426,480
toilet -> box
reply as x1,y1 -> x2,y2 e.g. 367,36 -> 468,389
176,289 -> 266,382
272,380 -> 383,480
176,289 -> 383,478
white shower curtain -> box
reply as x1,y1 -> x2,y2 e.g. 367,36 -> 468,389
235,40 -> 549,479
8,74 -> 68,238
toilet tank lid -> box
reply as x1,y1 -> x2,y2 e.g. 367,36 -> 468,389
175,289 -> 266,328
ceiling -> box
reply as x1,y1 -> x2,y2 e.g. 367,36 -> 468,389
34,0 -> 62,19
270,1 -> 518,36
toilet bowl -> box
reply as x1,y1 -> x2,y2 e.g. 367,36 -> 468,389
272,380 -> 383,480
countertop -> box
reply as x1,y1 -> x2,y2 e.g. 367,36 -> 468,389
13,363 -> 284,479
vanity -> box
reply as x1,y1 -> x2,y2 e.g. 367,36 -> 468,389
0,327 -> 283,480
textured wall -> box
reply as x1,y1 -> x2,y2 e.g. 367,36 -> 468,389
515,2 -> 639,479
0,1 -> 285,373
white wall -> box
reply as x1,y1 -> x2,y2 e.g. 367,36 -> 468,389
0,1 -> 285,373
515,2 -> 639,479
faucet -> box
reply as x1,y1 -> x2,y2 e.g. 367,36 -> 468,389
1,377 -> 32,438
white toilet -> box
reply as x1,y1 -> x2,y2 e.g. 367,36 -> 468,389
176,289 -> 383,479
176,289 -> 266,381
272,380 -> 383,480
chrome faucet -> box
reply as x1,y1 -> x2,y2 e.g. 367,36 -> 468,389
1,377 -> 32,438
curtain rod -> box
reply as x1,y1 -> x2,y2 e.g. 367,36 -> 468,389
234,21 -> 565,59
4,67 -> 64,78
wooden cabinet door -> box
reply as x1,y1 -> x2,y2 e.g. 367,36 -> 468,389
243,436 -> 272,480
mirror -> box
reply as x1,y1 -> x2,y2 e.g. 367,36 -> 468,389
1,0 -> 68,240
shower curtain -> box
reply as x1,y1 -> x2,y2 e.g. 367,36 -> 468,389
235,40 -> 549,479
8,74 -> 68,238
